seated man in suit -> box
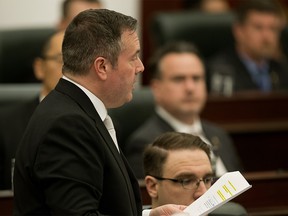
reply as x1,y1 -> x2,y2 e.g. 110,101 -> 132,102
0,30 -> 64,190
57,0 -> 102,30
124,41 -> 243,179
143,131 -> 247,215
208,0 -> 288,94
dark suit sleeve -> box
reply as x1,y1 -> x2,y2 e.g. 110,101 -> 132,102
34,114 -> 106,215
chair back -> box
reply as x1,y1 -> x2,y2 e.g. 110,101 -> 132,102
0,28 -> 54,83
150,11 -> 235,59
108,87 -> 155,148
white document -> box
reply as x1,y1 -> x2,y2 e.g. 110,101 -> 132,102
183,171 -> 252,216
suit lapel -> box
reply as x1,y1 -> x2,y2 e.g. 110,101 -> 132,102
202,121 -> 220,152
121,151 -> 142,214
55,78 -> 123,158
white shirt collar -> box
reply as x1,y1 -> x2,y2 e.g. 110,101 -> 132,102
62,76 -> 108,121
156,106 -> 202,135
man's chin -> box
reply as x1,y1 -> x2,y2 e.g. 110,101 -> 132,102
125,92 -> 133,103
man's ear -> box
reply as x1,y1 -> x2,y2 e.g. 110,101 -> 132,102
150,78 -> 162,98
232,22 -> 242,40
145,176 -> 158,198
93,56 -> 109,80
33,58 -> 45,81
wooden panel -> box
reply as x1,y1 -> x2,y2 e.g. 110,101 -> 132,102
0,190 -> 13,216
201,91 -> 288,171
201,91 -> 288,124
236,171 -> 288,215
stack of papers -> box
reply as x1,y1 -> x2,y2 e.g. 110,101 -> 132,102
183,171 -> 252,216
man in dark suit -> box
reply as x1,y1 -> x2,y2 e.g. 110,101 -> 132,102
13,9 -> 186,216
0,30 -> 64,190
208,0 -> 288,95
124,42 -> 243,179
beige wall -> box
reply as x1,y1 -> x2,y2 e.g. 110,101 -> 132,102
0,0 -> 140,30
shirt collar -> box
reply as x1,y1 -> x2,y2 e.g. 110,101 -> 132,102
239,52 -> 269,77
156,106 -> 202,134
62,75 -> 107,121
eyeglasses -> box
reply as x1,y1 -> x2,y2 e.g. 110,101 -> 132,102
42,54 -> 63,64
151,175 -> 214,190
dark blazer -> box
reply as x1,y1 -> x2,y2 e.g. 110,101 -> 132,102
0,98 -> 38,190
124,114 -> 243,179
207,47 -> 288,92
13,79 -> 142,216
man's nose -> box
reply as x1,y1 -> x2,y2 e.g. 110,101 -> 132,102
137,59 -> 145,74
193,181 -> 208,200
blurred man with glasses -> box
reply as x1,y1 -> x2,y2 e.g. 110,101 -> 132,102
0,30 -> 64,190
143,132 -> 247,215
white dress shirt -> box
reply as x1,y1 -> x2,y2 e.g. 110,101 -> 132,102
62,76 -> 119,151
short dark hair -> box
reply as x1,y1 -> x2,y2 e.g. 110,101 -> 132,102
143,132 -> 211,177
62,9 -> 137,75
39,30 -> 59,58
235,0 -> 283,24
61,0 -> 101,19
148,41 -> 203,81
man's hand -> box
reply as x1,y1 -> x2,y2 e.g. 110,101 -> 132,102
149,204 -> 187,216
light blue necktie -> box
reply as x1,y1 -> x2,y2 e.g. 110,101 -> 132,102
256,66 -> 271,92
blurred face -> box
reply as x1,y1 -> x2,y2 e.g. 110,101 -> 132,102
152,53 -> 207,124
33,31 -> 64,98
200,0 -> 230,13
234,11 -> 283,60
58,1 -> 102,30
105,30 -> 144,108
150,149 -> 213,207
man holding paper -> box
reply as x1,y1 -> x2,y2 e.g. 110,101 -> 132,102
143,132 -> 248,216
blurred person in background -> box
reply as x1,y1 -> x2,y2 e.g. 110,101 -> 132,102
124,41 -> 243,179
57,0 -> 102,30
208,0 -> 288,94
185,0 -> 230,13
0,30 -> 64,190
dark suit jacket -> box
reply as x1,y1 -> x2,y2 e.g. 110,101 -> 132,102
13,79 -> 142,216
124,114 -> 243,179
207,47 -> 288,92
0,98 -> 38,190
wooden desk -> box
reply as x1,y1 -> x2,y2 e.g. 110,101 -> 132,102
202,91 -> 288,124
139,170 -> 288,215
201,91 -> 288,171
237,171 -> 288,215
0,190 -> 13,216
